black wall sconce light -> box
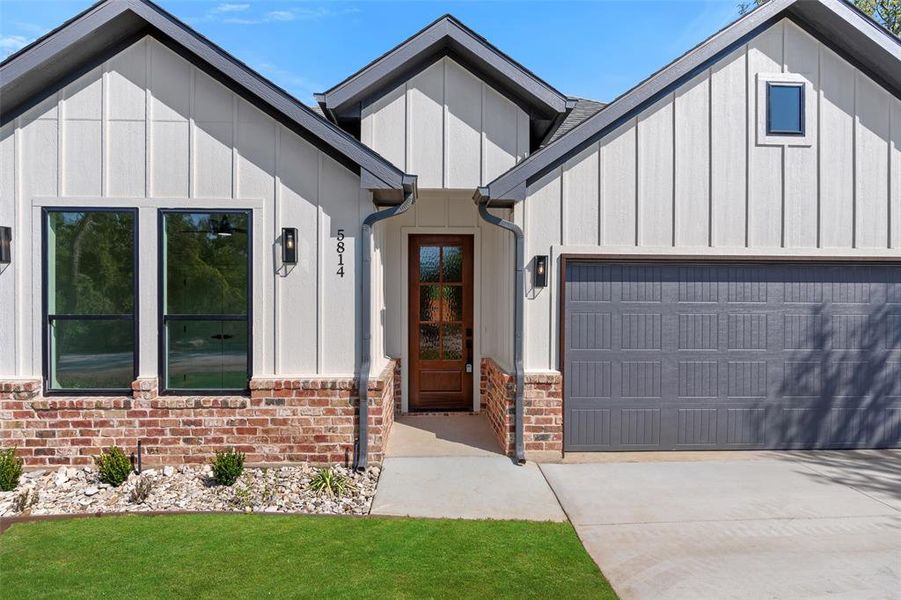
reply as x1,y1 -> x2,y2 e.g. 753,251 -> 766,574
534,255 -> 548,288
282,227 -> 297,264
0,226 -> 11,264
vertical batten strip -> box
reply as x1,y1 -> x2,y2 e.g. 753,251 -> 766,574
442,58 -> 448,189
672,85 -> 677,247
145,38 -> 152,199
887,98 -> 893,248
231,94 -> 238,199
780,22 -> 786,249
707,67 -> 713,248
480,82 -> 486,186
744,43 -> 750,248
780,146 -> 785,247
14,118 -> 22,375
404,80 -> 412,179
316,152 -> 323,375
101,62 -> 108,198
633,123 -> 639,246
273,125 -> 281,373
852,71 -> 858,248
816,41 -> 822,248
598,135 -> 603,246
58,90 -> 65,198
816,43 -> 822,248
187,67 -> 195,199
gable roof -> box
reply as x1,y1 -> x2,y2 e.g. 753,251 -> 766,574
0,0 -> 415,195
477,0 -> 901,204
542,98 -> 606,146
315,14 -> 573,141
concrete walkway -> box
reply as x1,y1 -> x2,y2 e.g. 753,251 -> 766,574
370,415 -> 566,521
541,451 -> 901,600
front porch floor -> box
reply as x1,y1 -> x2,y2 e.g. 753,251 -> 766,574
386,414 -> 501,457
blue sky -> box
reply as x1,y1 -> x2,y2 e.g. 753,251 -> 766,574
0,0 -> 744,104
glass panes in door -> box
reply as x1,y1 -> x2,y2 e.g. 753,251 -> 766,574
161,211 -> 251,392
417,245 -> 466,361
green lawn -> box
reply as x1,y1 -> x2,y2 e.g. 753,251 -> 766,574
0,514 -> 616,599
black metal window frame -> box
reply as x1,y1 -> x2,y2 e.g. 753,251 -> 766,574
41,206 -> 140,396
766,81 -> 805,136
157,208 -> 254,396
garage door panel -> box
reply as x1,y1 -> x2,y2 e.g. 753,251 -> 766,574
676,408 -> 718,446
564,261 -> 901,451
725,407 -> 768,446
678,361 -> 719,398
876,408 -> 901,445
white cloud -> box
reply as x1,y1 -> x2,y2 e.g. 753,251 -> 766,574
265,10 -> 295,22
212,3 -> 250,13
0,35 -> 30,57
216,5 -> 360,25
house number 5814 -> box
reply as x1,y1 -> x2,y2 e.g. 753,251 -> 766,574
336,228 -> 345,278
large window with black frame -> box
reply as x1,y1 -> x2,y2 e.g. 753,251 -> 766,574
160,210 -> 251,393
43,208 -> 138,392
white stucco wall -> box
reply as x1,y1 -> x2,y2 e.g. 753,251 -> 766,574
0,36 -> 374,380
521,18 -> 901,372
360,56 -> 530,189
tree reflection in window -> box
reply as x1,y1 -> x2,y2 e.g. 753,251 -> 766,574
45,210 -> 136,391
162,211 -> 251,392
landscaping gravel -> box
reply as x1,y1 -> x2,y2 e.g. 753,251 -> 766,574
0,464 -> 380,518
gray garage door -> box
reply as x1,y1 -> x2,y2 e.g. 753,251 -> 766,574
563,261 -> 901,451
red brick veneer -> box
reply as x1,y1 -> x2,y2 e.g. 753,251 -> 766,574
480,357 -> 563,457
0,361 -> 396,467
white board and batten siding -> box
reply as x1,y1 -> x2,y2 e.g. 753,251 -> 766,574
522,18 -> 901,372
361,56 -> 530,189
0,36 -> 374,380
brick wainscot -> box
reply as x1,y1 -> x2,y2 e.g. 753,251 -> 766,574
480,357 -> 563,459
0,361 -> 396,467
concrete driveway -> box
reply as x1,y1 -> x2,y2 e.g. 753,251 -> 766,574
541,451 -> 901,600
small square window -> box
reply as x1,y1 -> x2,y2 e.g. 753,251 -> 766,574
766,83 -> 804,135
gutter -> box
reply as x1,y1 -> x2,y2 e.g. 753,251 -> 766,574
475,189 -> 525,465
355,177 -> 417,471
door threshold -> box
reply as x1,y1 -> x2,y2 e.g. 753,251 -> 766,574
402,410 -> 481,417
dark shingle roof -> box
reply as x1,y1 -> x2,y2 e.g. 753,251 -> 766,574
543,98 -> 606,146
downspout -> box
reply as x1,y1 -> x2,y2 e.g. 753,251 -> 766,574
355,180 -> 417,472
476,197 -> 526,465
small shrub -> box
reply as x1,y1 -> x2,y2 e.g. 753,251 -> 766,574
13,488 -> 38,513
0,448 -> 24,491
310,467 -> 350,497
95,446 -> 133,487
211,448 -> 245,486
129,476 -> 153,504
231,482 -> 253,510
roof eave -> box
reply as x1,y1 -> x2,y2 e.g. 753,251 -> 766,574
0,0 -> 410,193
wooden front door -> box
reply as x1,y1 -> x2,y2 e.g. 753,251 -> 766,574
409,235 -> 474,411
